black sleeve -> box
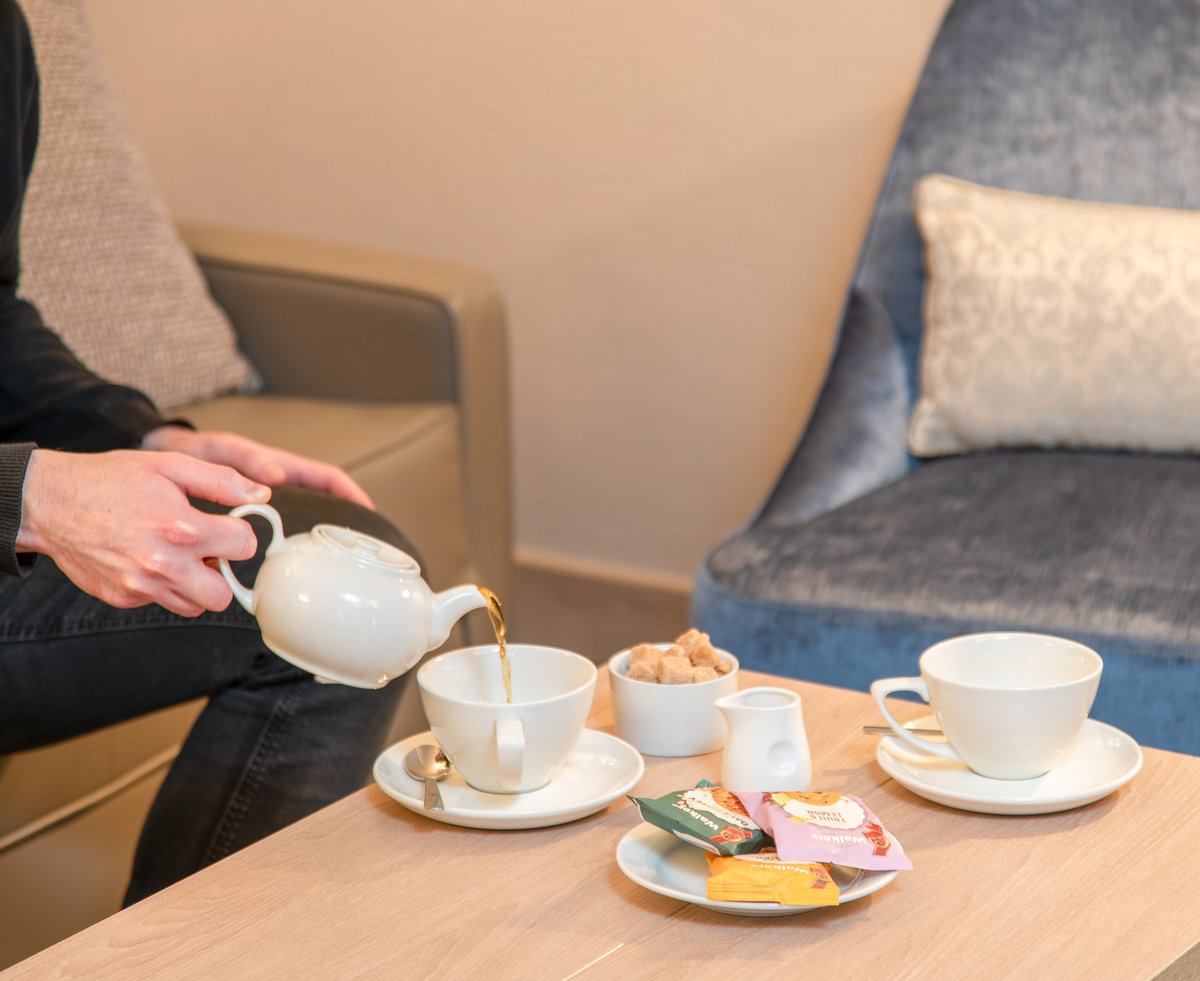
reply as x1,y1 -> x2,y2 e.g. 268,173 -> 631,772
0,441 -> 33,575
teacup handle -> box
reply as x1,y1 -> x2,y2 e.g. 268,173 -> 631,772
495,718 -> 524,792
870,676 -> 962,763
218,504 -> 286,613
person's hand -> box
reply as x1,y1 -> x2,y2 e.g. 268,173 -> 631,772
141,426 -> 374,510
17,448 -> 271,617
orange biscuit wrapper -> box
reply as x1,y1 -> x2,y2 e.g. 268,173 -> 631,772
705,850 -> 840,907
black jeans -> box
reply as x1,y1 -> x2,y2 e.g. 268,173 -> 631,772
0,487 -> 412,904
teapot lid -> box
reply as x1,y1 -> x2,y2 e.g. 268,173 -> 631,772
312,525 -> 421,574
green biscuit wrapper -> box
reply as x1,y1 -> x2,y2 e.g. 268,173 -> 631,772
628,783 -> 766,855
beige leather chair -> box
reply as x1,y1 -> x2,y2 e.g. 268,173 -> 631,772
0,1 -> 512,968
0,229 -> 513,970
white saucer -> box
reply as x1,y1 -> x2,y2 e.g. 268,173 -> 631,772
876,715 -> 1143,816
615,824 -> 898,917
374,728 -> 644,830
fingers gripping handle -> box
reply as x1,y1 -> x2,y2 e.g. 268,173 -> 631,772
869,676 -> 962,763
495,718 -> 524,792
218,503 -> 285,613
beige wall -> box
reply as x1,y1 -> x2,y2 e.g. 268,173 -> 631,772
85,0 -> 948,589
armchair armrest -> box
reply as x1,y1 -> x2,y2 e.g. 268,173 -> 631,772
178,221 -> 512,597
179,221 -> 504,403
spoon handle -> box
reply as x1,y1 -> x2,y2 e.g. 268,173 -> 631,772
423,777 -> 445,811
862,724 -> 944,737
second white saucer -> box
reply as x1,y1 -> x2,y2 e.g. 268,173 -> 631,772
876,715 -> 1143,816
374,728 -> 644,830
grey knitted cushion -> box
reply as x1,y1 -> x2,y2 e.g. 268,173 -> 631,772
16,0 -> 258,411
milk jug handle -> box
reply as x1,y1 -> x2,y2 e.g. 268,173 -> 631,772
218,504 -> 286,613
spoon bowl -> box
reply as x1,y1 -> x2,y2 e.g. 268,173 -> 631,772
404,744 -> 453,811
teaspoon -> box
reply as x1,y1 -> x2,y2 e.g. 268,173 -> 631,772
862,724 -> 944,736
404,744 -> 453,811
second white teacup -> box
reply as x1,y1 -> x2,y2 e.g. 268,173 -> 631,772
418,644 -> 596,794
870,632 -> 1102,780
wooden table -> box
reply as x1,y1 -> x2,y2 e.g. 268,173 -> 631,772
7,670 -> 1200,980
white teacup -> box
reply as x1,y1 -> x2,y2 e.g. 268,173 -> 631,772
418,644 -> 596,794
870,632 -> 1103,780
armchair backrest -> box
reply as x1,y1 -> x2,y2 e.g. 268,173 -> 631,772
760,0 -> 1200,526
860,0 -> 1200,384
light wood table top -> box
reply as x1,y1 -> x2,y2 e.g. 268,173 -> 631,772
8,669 -> 1200,980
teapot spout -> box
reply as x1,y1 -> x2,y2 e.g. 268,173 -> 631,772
428,584 -> 489,650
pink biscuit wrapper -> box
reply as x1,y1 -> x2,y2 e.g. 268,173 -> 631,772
733,791 -> 913,871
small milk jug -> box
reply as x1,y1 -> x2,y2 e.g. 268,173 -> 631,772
715,686 -> 813,791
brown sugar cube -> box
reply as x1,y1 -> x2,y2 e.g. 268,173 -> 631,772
688,641 -> 722,669
691,665 -> 719,683
658,653 -> 694,684
627,660 -> 660,683
627,644 -> 663,683
676,629 -> 725,673
629,643 -> 663,672
713,657 -> 732,674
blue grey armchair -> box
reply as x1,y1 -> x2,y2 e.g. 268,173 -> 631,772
692,0 -> 1200,755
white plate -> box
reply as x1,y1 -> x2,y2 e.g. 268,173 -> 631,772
374,728 -> 644,830
876,715 -> 1143,815
615,824 -> 898,917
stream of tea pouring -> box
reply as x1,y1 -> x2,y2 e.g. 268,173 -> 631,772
478,586 -> 512,703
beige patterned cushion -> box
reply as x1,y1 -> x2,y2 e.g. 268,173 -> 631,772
909,173 -> 1200,457
16,0 -> 258,411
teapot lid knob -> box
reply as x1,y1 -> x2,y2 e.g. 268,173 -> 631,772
312,524 -> 420,574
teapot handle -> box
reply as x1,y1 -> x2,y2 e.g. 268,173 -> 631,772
218,504 -> 286,613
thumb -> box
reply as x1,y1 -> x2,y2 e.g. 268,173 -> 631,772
159,453 -> 272,507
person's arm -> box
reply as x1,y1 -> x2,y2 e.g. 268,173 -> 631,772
0,1 -> 368,610
0,2 -> 44,577
0,0 -> 167,457
0,2 -> 264,615
0,0 -> 179,582
18,447 -> 269,616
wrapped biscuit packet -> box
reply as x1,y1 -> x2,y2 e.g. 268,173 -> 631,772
629,782 -> 765,855
733,791 -> 912,871
706,851 -> 840,907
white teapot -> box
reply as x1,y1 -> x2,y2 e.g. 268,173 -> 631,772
218,503 -> 488,688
